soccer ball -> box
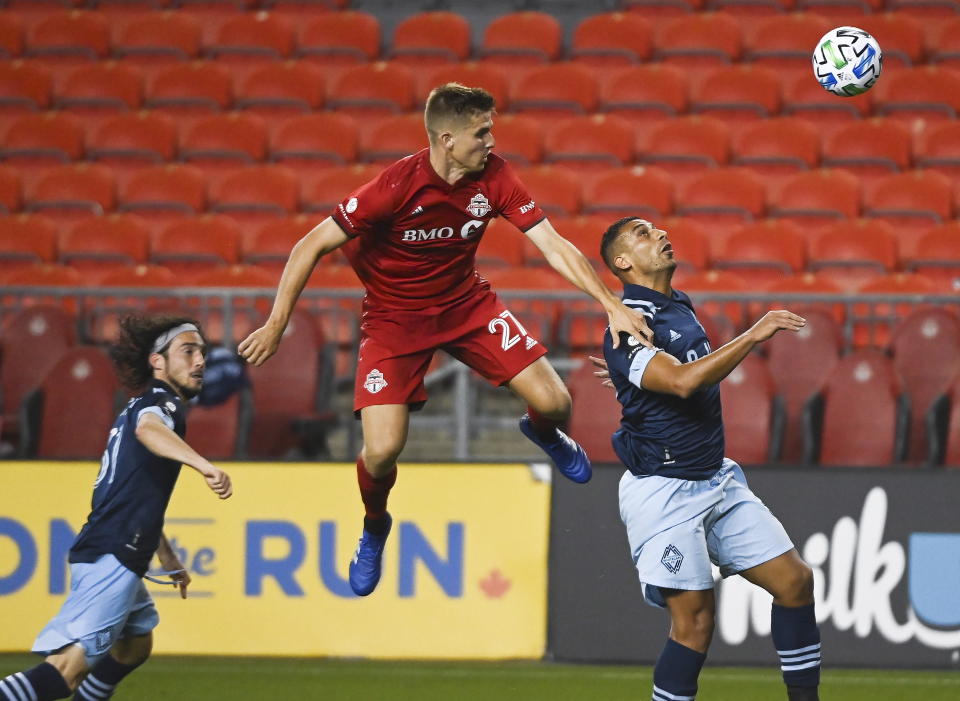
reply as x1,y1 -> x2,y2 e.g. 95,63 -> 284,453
812,27 -> 882,97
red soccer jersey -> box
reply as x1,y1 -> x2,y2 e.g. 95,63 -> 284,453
330,149 -> 545,309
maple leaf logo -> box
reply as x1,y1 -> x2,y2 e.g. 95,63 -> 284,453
479,569 -> 511,598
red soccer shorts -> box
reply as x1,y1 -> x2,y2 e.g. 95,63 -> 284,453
353,286 -> 548,413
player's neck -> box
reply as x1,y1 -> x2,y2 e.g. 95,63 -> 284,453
627,270 -> 673,297
429,147 -> 469,186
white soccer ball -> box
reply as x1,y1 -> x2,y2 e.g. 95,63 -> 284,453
812,26 -> 883,97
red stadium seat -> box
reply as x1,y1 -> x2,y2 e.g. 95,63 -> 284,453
114,12 -> 202,64
300,164 -> 381,214
807,219 -> 898,291
54,62 -> 143,114
887,0 -> 959,16
2,112 -> 84,169
522,214 -> 609,267
621,0 -> 704,16
0,305 -> 74,454
639,116 -> 730,182
3,263 -> 84,288
795,0 -> 883,15
582,166 -> 674,221
0,61 -> 52,113
657,217 -> 711,275
675,167 -> 767,242
816,350 -> 907,466
206,13 -> 294,62
235,62 -> 324,117
852,13 -> 924,68
690,65 -> 781,127
242,215 -> 314,272
510,63 -> 599,121
930,16 -> 960,68
712,0 -> 794,15
87,112 -> 178,175
26,163 -> 116,220
514,166 -> 582,217
480,12 -> 561,64
179,113 -> 268,173
862,170 -> 953,257
26,12 -> 110,63
0,215 -> 57,271
873,67 -> 960,125
490,114 -> 542,166
98,264 -> 176,287
544,115 -> 634,173
567,358 -> 621,463
731,118 -> 820,182
746,13 -> 831,74
184,264 -> 275,344
855,272 -> 939,347
654,13 -> 742,67
246,308 -> 336,458
85,264 -> 180,343
769,168 -> 861,230
913,120 -> 960,179
721,353 -> 779,464
571,13 -> 653,67
145,62 -> 233,117
390,11 -> 470,66
59,214 -> 150,273
766,307 -> 842,462
327,62 -> 414,119
269,112 -> 358,174
208,165 -> 299,222
599,64 -> 689,124
186,391 -> 248,459
679,269 -> 750,329
118,164 -> 207,223
782,71 -> 871,131
0,167 -> 21,215
891,307 -> 960,464
419,62 -> 509,109
360,113 -> 425,165
30,346 -> 117,459
821,119 -> 912,185
0,15 -> 23,59
296,11 -> 380,65
151,215 -> 240,273
714,220 -> 806,286
904,223 -> 960,290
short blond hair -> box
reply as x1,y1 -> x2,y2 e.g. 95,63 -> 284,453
424,83 -> 496,143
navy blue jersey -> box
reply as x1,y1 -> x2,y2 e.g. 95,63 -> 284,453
70,380 -> 187,577
602,283 -> 725,480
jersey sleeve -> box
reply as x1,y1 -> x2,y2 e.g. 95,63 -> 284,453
136,392 -> 183,433
330,171 -> 396,238
603,330 -> 663,390
492,160 -> 546,232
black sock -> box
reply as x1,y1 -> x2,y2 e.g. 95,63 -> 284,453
363,513 -> 391,536
652,638 -> 706,700
772,603 -> 821,692
1,662 -> 72,701
74,655 -> 139,700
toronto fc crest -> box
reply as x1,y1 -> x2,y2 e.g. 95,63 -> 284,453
466,192 -> 491,217
364,369 -> 388,394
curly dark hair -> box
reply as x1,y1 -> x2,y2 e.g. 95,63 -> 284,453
109,314 -> 204,391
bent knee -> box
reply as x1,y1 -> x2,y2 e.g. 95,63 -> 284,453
529,384 -> 572,421
777,563 -> 815,606
671,611 -> 715,651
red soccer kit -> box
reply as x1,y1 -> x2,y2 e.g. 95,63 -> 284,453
330,148 -> 550,412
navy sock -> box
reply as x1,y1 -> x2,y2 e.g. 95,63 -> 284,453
772,603 -> 821,691
74,655 -> 139,700
652,638 -> 706,701
0,662 -> 71,701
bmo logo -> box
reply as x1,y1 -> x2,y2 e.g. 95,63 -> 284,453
402,220 -> 485,242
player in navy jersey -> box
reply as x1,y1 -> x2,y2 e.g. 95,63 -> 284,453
239,83 -> 653,597
0,316 -> 232,701
591,218 -> 821,701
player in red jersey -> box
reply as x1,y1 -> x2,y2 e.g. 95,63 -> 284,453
239,84 -> 652,596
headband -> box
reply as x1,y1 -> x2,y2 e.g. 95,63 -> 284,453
151,323 -> 200,354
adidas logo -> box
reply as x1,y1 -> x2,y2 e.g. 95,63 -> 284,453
669,329 -> 682,342
410,205 -> 424,217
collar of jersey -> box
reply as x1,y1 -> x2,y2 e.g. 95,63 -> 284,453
621,283 -> 677,306
150,379 -> 180,400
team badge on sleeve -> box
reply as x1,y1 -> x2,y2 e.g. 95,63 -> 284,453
364,369 -> 388,394
466,192 -> 491,217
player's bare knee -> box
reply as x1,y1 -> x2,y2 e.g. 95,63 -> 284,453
111,633 -> 152,667
776,562 -> 815,606
361,443 -> 403,475
530,384 -> 572,421
672,610 -> 715,651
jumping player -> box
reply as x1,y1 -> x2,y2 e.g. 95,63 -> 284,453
0,316 -> 232,701
238,83 -> 653,597
592,218 -> 821,701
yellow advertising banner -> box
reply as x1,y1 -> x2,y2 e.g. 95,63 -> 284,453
0,462 -> 550,659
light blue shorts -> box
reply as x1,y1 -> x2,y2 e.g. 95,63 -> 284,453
32,554 -> 159,666
619,458 -> 794,608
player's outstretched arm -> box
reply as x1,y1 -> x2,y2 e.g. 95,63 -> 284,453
640,310 -> 805,398
135,413 -> 233,499
524,219 -> 652,348
156,532 -> 191,599
238,216 -> 350,366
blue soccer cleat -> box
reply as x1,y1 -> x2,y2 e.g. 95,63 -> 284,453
519,414 -> 592,484
349,513 -> 392,596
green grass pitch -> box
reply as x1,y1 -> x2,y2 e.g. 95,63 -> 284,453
3,655 -> 959,700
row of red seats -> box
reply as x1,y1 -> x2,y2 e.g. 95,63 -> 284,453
0,304 -> 338,460
2,10 -> 958,70
3,211 -> 958,287
569,305 -> 960,467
